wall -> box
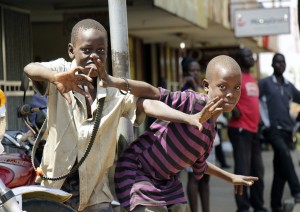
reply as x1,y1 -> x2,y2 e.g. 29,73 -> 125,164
0,5 -> 32,130
32,22 -> 69,62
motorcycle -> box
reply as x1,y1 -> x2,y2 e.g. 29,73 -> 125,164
0,119 -> 75,212
0,80 -> 75,212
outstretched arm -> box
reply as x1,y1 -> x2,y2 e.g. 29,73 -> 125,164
205,162 -> 258,195
24,62 -> 94,104
92,54 -> 160,100
137,96 -> 224,131
105,77 -> 161,100
137,98 -> 202,130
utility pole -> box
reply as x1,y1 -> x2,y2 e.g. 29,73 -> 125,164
108,0 -> 134,151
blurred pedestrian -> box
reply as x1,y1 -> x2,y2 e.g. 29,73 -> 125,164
181,56 -> 212,212
228,48 -> 267,212
215,112 -> 231,169
181,56 -> 204,92
259,53 -> 300,212
28,92 -> 47,129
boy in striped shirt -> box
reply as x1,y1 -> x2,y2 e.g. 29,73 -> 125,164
98,55 -> 258,211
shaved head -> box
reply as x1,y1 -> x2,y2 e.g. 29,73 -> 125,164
202,55 -> 242,112
206,55 -> 241,81
71,19 -> 107,47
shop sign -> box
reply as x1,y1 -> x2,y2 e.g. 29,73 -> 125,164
234,7 -> 290,37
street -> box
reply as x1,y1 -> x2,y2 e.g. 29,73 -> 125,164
180,141 -> 300,212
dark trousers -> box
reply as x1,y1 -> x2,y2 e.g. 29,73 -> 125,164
268,128 -> 300,209
215,129 -> 229,167
228,127 -> 265,212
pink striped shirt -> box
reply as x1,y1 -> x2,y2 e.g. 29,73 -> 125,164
115,88 -> 217,210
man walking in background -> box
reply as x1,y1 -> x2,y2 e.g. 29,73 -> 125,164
259,53 -> 300,212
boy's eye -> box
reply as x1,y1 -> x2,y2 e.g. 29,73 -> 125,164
97,48 -> 105,54
81,48 -> 91,54
219,85 -> 227,90
81,48 -> 105,54
235,85 -> 241,90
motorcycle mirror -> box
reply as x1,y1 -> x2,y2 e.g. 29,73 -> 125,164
20,73 -> 29,92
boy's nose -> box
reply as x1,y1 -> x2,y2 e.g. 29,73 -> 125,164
90,53 -> 100,61
226,93 -> 233,98
90,53 -> 99,58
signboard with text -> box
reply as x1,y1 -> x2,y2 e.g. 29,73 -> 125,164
234,7 -> 290,37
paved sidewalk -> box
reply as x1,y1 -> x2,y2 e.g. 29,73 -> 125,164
180,141 -> 300,212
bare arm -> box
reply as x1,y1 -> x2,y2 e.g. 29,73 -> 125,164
137,97 -> 225,131
137,98 -> 202,129
24,62 -> 94,104
107,77 -> 161,100
91,54 -> 160,100
205,162 -> 258,195
24,62 -> 56,82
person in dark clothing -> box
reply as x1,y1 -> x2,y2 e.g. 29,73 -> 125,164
228,48 -> 267,212
259,53 -> 300,212
181,56 -> 211,212
215,114 -> 231,169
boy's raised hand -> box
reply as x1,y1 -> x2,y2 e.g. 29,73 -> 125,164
231,174 -> 259,196
90,54 -> 111,87
192,97 -> 224,131
53,66 -> 93,104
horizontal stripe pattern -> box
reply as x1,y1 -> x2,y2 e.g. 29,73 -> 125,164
115,88 -> 216,210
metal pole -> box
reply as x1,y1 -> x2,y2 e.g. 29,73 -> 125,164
108,0 -> 130,78
108,0 -> 134,148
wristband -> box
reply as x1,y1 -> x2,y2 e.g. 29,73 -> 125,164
119,77 -> 131,95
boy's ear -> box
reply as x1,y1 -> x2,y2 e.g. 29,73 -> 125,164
202,79 -> 209,92
68,43 -> 75,59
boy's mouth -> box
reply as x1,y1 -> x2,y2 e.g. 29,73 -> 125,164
223,101 -> 237,106
224,101 -> 235,104
86,61 -> 96,66
85,63 -> 98,72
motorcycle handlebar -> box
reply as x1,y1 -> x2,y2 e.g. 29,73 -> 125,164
17,104 -> 41,117
0,179 -> 23,212
3,133 -> 31,151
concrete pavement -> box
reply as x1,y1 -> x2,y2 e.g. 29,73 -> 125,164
180,141 -> 300,212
